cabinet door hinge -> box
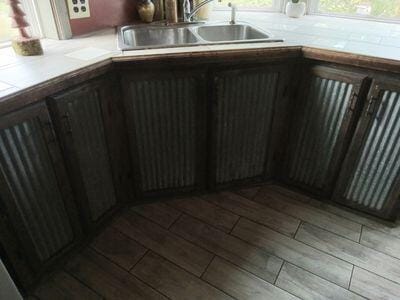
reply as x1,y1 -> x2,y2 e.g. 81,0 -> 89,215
348,92 -> 358,112
366,84 -> 381,116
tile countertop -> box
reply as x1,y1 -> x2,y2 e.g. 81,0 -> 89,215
1,11 -> 400,101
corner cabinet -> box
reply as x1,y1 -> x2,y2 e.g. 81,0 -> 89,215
122,69 -> 207,195
283,65 -> 368,196
210,65 -> 289,187
334,77 -> 400,219
48,76 -> 129,229
0,103 -> 81,288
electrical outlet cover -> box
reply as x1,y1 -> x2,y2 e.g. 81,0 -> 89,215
67,0 -> 91,19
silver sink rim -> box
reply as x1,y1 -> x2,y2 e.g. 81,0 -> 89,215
117,21 -> 284,51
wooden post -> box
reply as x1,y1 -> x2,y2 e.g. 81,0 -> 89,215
7,0 -> 43,56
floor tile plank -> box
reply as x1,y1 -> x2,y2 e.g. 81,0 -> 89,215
296,223 -> 400,285
254,186 -> 362,241
235,187 -> 260,199
268,184 -> 400,239
132,251 -> 233,300
170,214 -> 283,283
91,226 -> 147,271
360,226 -> 400,259
203,192 -> 300,237
203,257 -> 298,300
276,263 -> 364,300
65,249 -> 166,300
112,211 -> 213,276
34,271 -> 102,300
350,267 -> 400,300
131,202 -> 181,228
168,197 -> 239,233
232,218 -> 353,288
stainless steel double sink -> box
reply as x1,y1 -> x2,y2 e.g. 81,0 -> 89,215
118,22 -> 283,50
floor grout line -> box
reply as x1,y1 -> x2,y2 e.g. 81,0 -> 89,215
348,265 -> 355,290
167,211 -> 183,229
229,215 -> 241,234
200,255 -> 216,279
128,248 -> 149,272
63,267 -> 106,299
293,220 -> 302,239
359,225 -> 364,243
87,246 -> 173,300
273,260 -> 285,285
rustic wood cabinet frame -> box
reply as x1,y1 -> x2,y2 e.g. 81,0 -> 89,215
334,77 -> 400,219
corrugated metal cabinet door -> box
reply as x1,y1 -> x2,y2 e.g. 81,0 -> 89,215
211,66 -> 284,186
334,78 -> 400,219
0,103 -> 81,287
283,66 -> 368,196
49,77 -> 122,229
122,70 -> 207,195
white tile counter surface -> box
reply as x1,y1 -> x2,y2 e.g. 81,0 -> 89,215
1,11 -> 400,101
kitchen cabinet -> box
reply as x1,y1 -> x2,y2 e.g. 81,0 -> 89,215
122,69 -> 207,195
0,103 -> 81,288
210,65 -> 289,187
49,76 -> 129,229
334,77 -> 400,219
283,65 -> 368,196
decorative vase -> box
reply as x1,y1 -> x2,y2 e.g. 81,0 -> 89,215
7,0 -> 43,56
285,1 -> 306,18
138,0 -> 155,23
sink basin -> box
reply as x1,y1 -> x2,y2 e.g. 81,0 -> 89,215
118,22 -> 283,51
196,24 -> 269,42
122,26 -> 199,49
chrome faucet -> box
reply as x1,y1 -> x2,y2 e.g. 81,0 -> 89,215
182,0 -> 221,22
228,2 -> 237,24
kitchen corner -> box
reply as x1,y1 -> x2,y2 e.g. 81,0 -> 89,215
2,1 -> 400,299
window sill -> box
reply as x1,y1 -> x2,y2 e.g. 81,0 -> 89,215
310,12 -> 400,25
212,8 -> 400,25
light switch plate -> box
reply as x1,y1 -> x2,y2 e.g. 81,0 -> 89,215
67,0 -> 91,19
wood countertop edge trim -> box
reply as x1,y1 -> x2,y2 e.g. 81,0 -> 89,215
112,45 -> 303,63
0,59 -> 113,116
0,45 -> 399,115
301,46 -> 400,74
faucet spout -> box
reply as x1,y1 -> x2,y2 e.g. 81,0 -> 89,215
183,0 -> 220,22
228,2 -> 237,24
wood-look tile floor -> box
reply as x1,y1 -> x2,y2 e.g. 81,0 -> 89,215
31,184 -> 400,300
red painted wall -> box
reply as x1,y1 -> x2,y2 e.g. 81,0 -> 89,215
69,0 -> 139,36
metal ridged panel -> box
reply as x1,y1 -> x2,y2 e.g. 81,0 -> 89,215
288,76 -> 353,189
0,119 -> 74,262
345,90 -> 400,211
65,90 -> 117,221
215,71 -> 278,183
128,77 -> 197,191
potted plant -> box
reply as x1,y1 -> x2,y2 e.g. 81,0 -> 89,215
285,0 -> 306,18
